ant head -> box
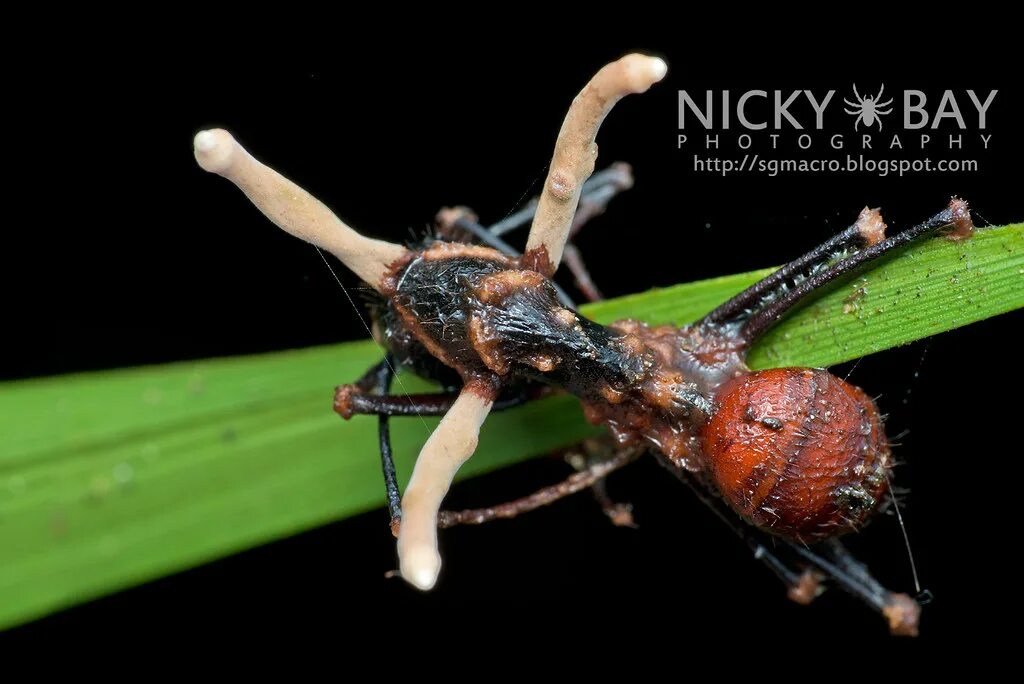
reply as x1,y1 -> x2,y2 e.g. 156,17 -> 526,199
700,367 -> 891,540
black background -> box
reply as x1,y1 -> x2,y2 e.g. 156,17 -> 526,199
6,35 -> 1022,657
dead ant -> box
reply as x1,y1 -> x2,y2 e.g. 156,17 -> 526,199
194,54 -> 974,636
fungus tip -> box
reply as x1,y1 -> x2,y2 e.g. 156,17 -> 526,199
648,56 -> 668,82
400,546 -> 441,591
193,128 -> 237,174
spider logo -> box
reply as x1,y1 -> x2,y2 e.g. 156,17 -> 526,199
845,84 -> 894,130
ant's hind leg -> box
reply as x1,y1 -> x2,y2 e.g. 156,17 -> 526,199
653,453 -> 827,606
703,199 -> 973,344
786,540 -> 922,636
703,197 -> 974,340
701,206 -> 889,326
738,199 -> 972,343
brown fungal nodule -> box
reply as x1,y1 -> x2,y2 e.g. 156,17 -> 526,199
195,52 -> 978,635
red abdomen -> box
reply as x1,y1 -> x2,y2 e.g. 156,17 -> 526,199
700,367 -> 891,541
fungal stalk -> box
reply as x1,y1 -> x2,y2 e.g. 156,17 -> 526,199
193,129 -> 409,291
523,54 -> 667,275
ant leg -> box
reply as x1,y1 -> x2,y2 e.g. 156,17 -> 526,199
703,198 -> 972,335
822,539 -> 924,635
353,356 -> 391,391
334,383 -> 543,419
347,354 -> 406,535
738,199 -> 972,343
561,244 -> 604,303
437,447 -> 642,527
368,357 -> 403,536
657,451 -> 918,630
346,360 -> 542,535
589,478 -> 636,527
702,206 -> 889,325
487,163 -> 635,237
784,540 -> 921,636
652,453 -> 824,604
435,164 -> 629,306
568,439 -> 636,526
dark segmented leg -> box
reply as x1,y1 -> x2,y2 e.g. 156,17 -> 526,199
786,540 -> 922,636
702,208 -> 886,325
366,355 -> 403,536
589,478 -> 636,527
353,356 -> 392,391
338,374 -> 543,535
826,539 -> 927,632
335,383 -> 543,419
443,163 -> 632,305
738,200 -> 971,343
561,244 -> 603,303
568,439 -> 637,526
652,453 -> 822,601
437,447 -> 642,527
656,451 -> 919,632
488,163 -> 634,237
343,355 -> 540,535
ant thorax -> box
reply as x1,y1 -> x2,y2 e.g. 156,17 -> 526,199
377,240 -> 746,470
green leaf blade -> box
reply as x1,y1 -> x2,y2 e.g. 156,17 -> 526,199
0,223 -> 1020,628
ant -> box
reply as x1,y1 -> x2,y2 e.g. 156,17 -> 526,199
194,54 -> 974,636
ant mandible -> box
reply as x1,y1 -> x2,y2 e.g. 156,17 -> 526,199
194,54 -> 974,636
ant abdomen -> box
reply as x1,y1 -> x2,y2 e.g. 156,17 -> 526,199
700,367 -> 891,541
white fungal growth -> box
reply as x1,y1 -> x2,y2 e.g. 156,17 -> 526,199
193,129 -> 409,291
855,206 -> 887,246
398,389 -> 494,590
525,54 -> 667,273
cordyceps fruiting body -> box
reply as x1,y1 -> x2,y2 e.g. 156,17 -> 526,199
194,52 -> 975,636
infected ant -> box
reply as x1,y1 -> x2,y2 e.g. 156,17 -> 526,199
845,84 -> 895,130
194,54 -> 974,635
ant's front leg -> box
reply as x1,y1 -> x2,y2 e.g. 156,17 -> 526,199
485,163 -> 634,239
334,382 -> 544,419
437,163 -> 633,304
335,371 -> 545,536
348,355 -> 402,535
